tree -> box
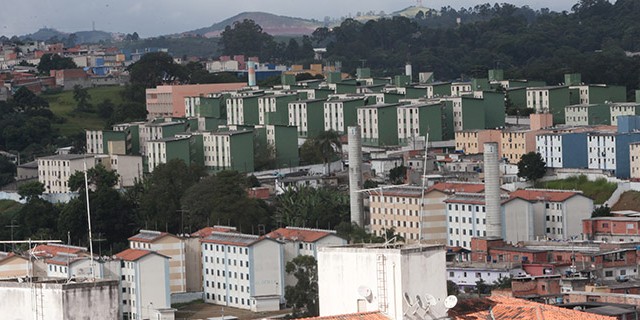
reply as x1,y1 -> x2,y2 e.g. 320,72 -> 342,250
285,255 -> 319,317
0,156 -> 16,187
220,19 -> 277,60
127,52 -> 188,89
447,280 -> 460,296
72,85 -> 91,112
315,130 -> 342,175
592,204 -> 612,217
68,164 -> 119,192
97,99 -> 115,119
274,186 -> 349,229
37,53 -> 76,74
389,165 -> 407,184
335,221 -> 383,244
475,279 -> 490,296
493,275 -> 512,290
517,152 -> 546,182
17,181 -> 44,201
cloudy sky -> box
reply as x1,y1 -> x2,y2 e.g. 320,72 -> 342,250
1,0 -> 575,38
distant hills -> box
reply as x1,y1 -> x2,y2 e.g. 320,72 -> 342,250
20,27 -> 115,44
183,12 -> 324,37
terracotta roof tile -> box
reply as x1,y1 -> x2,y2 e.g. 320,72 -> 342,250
455,296 -> 616,320
428,182 -> 485,194
265,227 -> 337,243
296,311 -> 389,320
191,226 -> 237,238
115,248 -> 157,262
507,189 -> 583,203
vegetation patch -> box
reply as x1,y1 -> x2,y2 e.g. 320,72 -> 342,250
535,175 -> 617,204
611,191 -> 640,211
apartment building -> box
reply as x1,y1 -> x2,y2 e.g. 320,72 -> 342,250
202,130 -> 254,173
397,102 -> 448,144
445,193 -> 490,248
526,86 -> 570,123
501,129 -> 542,164
254,125 -> 299,168
587,131 -> 640,178
564,104 -> 610,126
201,232 -> 284,312
451,82 -> 472,96
139,121 -> 186,156
115,248 -> 172,320
128,230 -> 186,293
323,97 -> 365,134
146,136 -> 190,172
631,142 -> 640,179
0,252 -> 30,279
226,93 -> 262,126
610,102 -> 640,125
257,93 -> 297,126
455,129 -> 501,155
146,83 -> 245,118
288,99 -> 325,138
357,103 -> 399,146
536,132 -> 588,168
37,154 -> 96,193
583,216 -> 640,242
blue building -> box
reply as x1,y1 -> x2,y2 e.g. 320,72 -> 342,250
536,132 -> 589,169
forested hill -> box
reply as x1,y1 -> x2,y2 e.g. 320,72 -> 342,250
316,0 -> 640,96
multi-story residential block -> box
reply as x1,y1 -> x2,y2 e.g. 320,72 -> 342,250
201,232 -> 284,312
254,125 -> 299,168
323,97 -> 366,134
146,136 -> 190,172
139,121 -> 187,156
455,129 -> 501,155
404,82 -> 451,99
610,102 -> 640,125
369,182 -> 485,244
569,83 -> 626,106
264,227 -> 346,288
451,82 -> 472,96
128,230 -> 187,293
44,254 -> 103,279
226,93 -> 262,126
564,104 -> 611,126
447,264 -> 517,292
86,130 -> 131,155
442,92 -> 505,132
630,142 -> 640,179
37,154 -> 96,193
501,129 -> 543,163
583,216 -> 640,242
257,93 -> 297,126
357,103 -> 399,146
526,86 -> 570,123
502,189 -> 593,242
536,132 -> 589,168
317,243 -> 447,319
587,131 -> 640,178
146,83 -> 245,118
113,122 -> 143,155
445,193 -> 490,248
202,130 -> 254,173
115,248 -> 172,320
397,101 -> 449,144
288,99 -> 324,138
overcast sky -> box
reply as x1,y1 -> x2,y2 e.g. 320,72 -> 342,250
0,0 -> 574,38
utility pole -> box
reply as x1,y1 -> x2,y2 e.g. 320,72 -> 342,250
5,220 -> 19,250
176,209 -> 190,234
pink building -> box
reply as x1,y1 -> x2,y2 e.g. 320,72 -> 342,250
145,83 -> 246,118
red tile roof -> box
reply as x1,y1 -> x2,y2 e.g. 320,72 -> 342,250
115,249 -> 156,262
265,227 -> 336,243
428,182 -> 485,194
191,226 -> 237,238
456,296 -> 615,320
507,189 -> 583,203
296,312 -> 389,320
31,244 -> 86,258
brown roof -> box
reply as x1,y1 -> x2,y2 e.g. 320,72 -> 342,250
191,226 -> 237,238
296,312 -> 389,320
265,227 -> 336,243
32,244 -> 86,258
455,296 -> 616,320
428,182 -> 485,194
128,230 -> 175,243
115,248 -> 162,262
506,189 -> 583,203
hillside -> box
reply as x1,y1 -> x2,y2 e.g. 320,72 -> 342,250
20,28 -> 115,44
20,28 -> 67,41
185,12 -> 323,37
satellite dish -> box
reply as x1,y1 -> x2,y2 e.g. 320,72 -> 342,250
444,295 -> 458,309
357,286 -> 372,299
424,294 -> 437,307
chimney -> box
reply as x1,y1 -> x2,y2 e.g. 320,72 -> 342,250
247,61 -> 256,87
483,142 -> 501,238
348,126 -> 364,226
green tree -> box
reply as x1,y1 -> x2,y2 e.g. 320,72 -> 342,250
72,85 -> 91,112
389,165 -> 407,184
315,130 -> 342,175
335,221 -> 383,244
220,19 -> 277,60
128,52 -> 188,89
592,204 -> 612,217
0,156 -> 16,187
363,179 -> 380,189
17,181 -> 44,201
97,99 -> 115,119
37,53 -> 76,74
493,275 -> 512,290
285,255 -> 319,317
475,279 -> 490,296
274,186 -> 348,229
447,280 -> 460,296
68,164 -> 119,192
517,152 -> 546,182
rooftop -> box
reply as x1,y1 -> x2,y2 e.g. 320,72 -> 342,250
128,229 -> 174,243
265,227 -> 337,243
115,248 -> 160,262
191,226 -> 237,238
201,232 -> 264,247
296,312 -> 388,320
37,154 -> 93,161
506,189 -> 584,203
32,244 -> 87,258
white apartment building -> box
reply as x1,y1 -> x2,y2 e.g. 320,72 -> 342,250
139,121 -> 184,156
264,227 -> 346,288
129,230 -> 187,293
289,99 -> 320,136
257,95 -> 277,125
45,254 -> 103,279
146,137 -> 188,172
631,142 -> 640,179
610,103 -> 640,125
564,104 -> 594,126
86,130 -> 104,154
202,131 -> 232,171
201,232 -> 284,312
396,104 -> 422,143
37,154 -> 96,193
445,193 -> 488,249
323,98 -> 351,133
226,94 -> 261,125
447,265 -> 518,292
184,96 -> 200,117
526,87 -> 553,113
536,133 -> 564,168
451,82 -> 472,97
317,244 -> 448,319
587,132 -> 616,171
115,248 -> 173,320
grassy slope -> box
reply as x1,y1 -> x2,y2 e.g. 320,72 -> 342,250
611,191 -> 640,211
42,86 -> 124,136
535,175 -> 617,205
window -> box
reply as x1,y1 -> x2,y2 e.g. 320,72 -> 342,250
605,271 -> 614,277
449,272 -> 454,277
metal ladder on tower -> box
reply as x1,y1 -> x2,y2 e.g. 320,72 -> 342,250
376,254 -> 388,314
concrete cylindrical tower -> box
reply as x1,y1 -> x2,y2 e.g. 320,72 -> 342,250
405,63 -> 413,80
247,61 -> 256,86
348,126 -> 364,226
483,142 -> 501,238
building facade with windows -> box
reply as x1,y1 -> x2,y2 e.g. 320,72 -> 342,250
535,132 -> 588,169
128,230 -> 186,294
288,99 -> 325,138
201,232 -> 284,312
357,103 -> 399,146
